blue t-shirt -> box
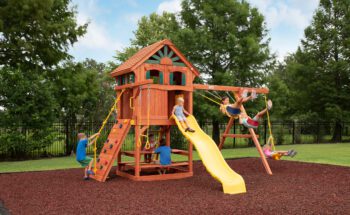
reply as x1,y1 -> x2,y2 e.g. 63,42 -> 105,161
174,105 -> 185,117
154,146 -> 171,165
76,139 -> 88,161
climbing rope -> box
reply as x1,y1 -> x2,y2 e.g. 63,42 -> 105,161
93,89 -> 125,173
225,91 -> 235,101
197,92 -> 221,105
137,85 -> 151,149
206,90 -> 221,100
264,94 -> 275,151
144,85 -> 151,149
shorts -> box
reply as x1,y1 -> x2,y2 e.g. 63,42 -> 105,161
242,116 -> 259,129
77,156 -> 92,167
175,114 -> 186,122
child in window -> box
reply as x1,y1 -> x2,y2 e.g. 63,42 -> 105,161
263,143 -> 297,160
172,97 -> 195,132
76,132 -> 100,180
220,89 -> 256,118
143,134 -> 156,163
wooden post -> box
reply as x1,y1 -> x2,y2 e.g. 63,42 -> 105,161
188,92 -> 193,114
166,127 -> 171,147
188,141 -> 193,172
117,150 -> 122,171
234,92 -> 272,175
134,125 -> 141,178
249,127 -> 272,175
219,117 -> 234,150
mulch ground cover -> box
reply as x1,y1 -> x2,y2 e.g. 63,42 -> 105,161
0,158 -> 349,215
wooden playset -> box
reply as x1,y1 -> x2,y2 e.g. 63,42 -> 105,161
90,39 -> 272,194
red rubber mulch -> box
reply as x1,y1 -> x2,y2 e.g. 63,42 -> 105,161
0,158 -> 349,215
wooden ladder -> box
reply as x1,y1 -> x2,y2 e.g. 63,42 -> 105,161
91,119 -> 131,182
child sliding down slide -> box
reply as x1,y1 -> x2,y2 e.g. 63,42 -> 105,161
263,143 -> 297,160
239,99 -> 273,129
220,89 -> 257,118
172,97 -> 195,132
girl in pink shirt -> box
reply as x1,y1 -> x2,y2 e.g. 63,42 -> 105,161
263,143 -> 297,160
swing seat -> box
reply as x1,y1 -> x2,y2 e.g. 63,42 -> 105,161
271,153 -> 282,160
246,118 -> 259,127
226,106 -> 241,115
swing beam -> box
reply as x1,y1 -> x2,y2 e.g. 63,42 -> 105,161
193,84 -> 269,94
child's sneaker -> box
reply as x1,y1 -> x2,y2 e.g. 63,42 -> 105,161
287,150 -> 293,156
241,89 -> 248,98
251,90 -> 257,100
87,170 -> 95,176
267,100 -> 273,110
83,176 -> 89,180
291,151 -> 297,157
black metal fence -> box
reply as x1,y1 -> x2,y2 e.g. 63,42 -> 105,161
0,120 -> 349,160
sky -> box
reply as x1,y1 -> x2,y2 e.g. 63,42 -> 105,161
69,0 -> 320,63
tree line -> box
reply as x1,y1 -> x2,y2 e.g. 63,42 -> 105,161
0,0 -> 349,157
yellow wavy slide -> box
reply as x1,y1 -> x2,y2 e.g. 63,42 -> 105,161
173,115 -> 246,194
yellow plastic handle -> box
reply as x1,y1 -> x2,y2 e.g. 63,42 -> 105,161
129,97 -> 134,109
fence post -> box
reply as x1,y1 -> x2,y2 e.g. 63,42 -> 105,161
233,120 -> 236,148
264,120 -> 267,145
292,121 -> 295,144
317,121 -> 320,144
65,119 -> 69,155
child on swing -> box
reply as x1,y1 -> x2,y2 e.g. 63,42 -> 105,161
172,97 -> 195,132
239,99 -> 273,129
220,89 -> 256,118
263,142 -> 297,160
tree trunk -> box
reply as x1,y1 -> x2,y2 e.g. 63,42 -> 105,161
332,121 -> 342,143
212,120 -> 220,145
65,119 -> 70,156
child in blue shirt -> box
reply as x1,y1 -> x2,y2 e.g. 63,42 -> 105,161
76,132 -> 100,180
154,139 -> 171,166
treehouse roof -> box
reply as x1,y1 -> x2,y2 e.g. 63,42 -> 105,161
111,39 -> 200,77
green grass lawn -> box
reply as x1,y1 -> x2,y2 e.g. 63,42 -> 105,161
0,143 -> 349,173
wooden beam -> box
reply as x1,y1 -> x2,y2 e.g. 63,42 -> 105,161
140,162 -> 189,169
132,172 -> 193,181
171,149 -> 189,156
148,84 -> 193,92
193,84 -> 269,94
222,134 -> 260,138
114,80 -> 153,90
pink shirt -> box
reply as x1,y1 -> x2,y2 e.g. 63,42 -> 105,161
263,148 -> 272,157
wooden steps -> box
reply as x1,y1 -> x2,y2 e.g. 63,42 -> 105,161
91,119 -> 131,182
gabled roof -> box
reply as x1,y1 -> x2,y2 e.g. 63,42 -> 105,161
111,39 -> 200,77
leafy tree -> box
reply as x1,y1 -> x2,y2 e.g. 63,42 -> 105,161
179,0 -> 273,143
0,0 -> 87,70
115,1 -> 273,144
281,0 -> 350,141
0,67 -> 57,158
0,0 -> 87,158
115,12 -> 181,62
